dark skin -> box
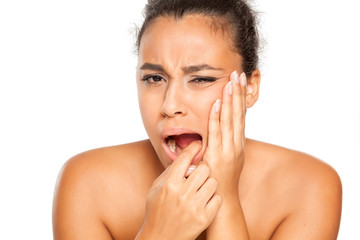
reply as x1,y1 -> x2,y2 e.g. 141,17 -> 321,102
53,15 -> 342,239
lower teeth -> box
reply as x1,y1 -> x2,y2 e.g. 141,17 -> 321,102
167,139 -> 176,153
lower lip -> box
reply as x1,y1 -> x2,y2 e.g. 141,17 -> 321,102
162,140 -> 204,164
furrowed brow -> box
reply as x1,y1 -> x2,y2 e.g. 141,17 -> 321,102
182,64 -> 223,74
140,63 -> 165,72
139,63 -> 223,75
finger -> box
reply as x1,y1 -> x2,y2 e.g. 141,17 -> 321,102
205,193 -> 222,220
207,99 -> 221,150
169,140 -> 202,181
184,164 -> 196,178
196,177 -> 218,207
220,72 -> 235,151
151,166 -> 171,189
233,72 -> 246,148
240,72 -> 247,148
186,163 -> 211,193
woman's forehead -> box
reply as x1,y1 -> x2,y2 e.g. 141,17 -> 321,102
138,15 -> 241,71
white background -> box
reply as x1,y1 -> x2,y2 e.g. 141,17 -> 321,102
0,0 -> 359,239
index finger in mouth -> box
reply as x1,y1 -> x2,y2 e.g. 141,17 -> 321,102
168,140 -> 202,181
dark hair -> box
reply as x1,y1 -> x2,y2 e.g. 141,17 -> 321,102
135,0 -> 260,77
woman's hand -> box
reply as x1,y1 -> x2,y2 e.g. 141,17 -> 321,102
203,71 -> 247,200
203,71 -> 250,239
202,71 -> 249,239
136,141 -> 222,240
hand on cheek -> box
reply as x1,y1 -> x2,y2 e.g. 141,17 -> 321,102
203,70 -> 247,199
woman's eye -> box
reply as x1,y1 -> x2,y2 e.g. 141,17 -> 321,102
141,75 -> 165,84
190,77 -> 217,84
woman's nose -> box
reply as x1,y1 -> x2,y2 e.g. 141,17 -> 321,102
160,85 -> 187,118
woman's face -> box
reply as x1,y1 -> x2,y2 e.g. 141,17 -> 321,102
137,14 -> 242,168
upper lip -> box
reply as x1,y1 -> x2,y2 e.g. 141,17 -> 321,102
160,128 -> 202,142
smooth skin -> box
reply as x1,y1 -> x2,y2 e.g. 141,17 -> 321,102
53,15 -> 342,239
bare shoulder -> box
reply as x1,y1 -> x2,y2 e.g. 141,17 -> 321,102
252,139 -> 340,180
247,139 -> 341,191
54,140 -> 160,201
246,139 -> 342,239
53,140 -> 163,240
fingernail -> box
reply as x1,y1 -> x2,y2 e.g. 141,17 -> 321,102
215,99 -> 221,112
241,73 -> 247,87
233,71 -> 240,84
188,165 -> 196,171
228,81 -> 233,95
185,165 -> 196,177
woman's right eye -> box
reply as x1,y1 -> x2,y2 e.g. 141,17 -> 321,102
141,75 -> 165,84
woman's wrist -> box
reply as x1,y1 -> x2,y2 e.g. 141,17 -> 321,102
216,181 -> 240,200
207,192 -> 249,240
217,193 -> 242,213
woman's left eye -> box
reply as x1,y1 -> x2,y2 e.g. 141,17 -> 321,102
189,77 -> 217,84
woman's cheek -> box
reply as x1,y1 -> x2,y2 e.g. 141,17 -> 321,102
203,87 -> 224,113
190,88 -> 221,126
138,93 -> 160,136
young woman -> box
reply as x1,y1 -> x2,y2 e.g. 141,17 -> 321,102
53,0 -> 342,239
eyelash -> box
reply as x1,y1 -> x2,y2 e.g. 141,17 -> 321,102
141,74 -> 165,83
141,74 -> 218,84
190,77 -> 217,84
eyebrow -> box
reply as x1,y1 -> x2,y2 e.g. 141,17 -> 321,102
139,63 -> 223,74
182,64 -> 223,74
140,63 -> 165,72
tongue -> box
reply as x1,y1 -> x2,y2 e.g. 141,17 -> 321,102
172,134 -> 202,150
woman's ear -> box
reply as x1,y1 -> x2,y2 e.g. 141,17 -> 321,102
246,69 -> 261,108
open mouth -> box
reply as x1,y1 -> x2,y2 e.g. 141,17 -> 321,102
165,133 -> 202,155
